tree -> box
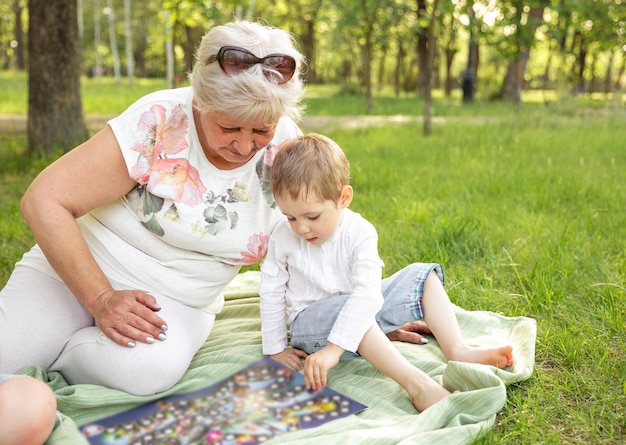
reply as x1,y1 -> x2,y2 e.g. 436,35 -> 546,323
27,0 -> 88,155
106,0 -> 121,84
124,0 -> 134,85
498,0 -> 547,107
93,0 -> 103,79
278,0 -> 323,84
422,0 -> 439,135
12,0 -> 26,70
415,0 -> 429,96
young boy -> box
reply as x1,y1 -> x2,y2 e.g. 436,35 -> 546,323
0,374 -> 57,444
259,133 -> 513,412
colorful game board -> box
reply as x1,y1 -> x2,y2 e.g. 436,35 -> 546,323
80,357 -> 367,444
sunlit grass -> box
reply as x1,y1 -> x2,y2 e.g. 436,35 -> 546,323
2,70 -> 623,118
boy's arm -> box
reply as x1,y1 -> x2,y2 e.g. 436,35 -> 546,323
327,231 -> 384,353
303,343 -> 344,391
270,348 -> 308,371
259,227 -> 292,356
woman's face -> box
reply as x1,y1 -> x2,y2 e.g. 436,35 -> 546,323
200,111 -> 277,169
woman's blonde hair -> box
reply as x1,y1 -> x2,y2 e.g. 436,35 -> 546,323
190,21 -> 306,125
270,133 -> 350,203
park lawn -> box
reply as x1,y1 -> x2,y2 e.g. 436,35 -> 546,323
0,78 -> 624,443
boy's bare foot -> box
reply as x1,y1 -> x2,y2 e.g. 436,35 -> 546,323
406,376 -> 455,412
449,345 -> 514,369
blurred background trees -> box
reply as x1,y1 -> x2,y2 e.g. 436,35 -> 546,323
1,0 -> 624,151
3,0 -> 623,97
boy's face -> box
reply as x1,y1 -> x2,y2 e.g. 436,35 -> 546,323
276,186 -> 353,246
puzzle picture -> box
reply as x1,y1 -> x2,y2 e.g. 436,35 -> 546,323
80,357 -> 367,444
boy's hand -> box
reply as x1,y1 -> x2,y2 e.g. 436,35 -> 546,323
270,348 -> 308,371
304,343 -> 344,391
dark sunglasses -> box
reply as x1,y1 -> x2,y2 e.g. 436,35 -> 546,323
206,46 -> 296,84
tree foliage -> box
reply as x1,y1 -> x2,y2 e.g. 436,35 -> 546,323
2,0 -> 624,111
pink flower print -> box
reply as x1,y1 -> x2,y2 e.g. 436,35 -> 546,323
236,233 -> 269,265
263,139 -> 290,168
129,104 -> 190,183
147,157 -> 207,205
127,104 -> 206,205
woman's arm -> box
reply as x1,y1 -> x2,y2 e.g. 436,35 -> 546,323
20,126 -> 167,347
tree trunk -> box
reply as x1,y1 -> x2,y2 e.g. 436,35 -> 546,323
107,0 -> 121,84
12,0 -> 26,70
415,0 -> 428,96
124,0 -> 134,85
500,5 -> 544,107
423,0 -> 439,136
363,25 -> 373,115
27,0 -> 88,155
502,53 -> 529,107
377,46 -> 387,92
394,39 -> 405,97
443,15 -> 457,98
165,10 -> 174,89
93,0 -> 102,79
301,18 -> 317,83
576,38 -> 587,94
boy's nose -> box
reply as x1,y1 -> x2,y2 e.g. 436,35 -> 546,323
296,222 -> 309,234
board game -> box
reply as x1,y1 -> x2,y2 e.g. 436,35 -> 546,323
80,357 -> 367,444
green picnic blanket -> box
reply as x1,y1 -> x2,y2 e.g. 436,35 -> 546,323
22,271 -> 536,444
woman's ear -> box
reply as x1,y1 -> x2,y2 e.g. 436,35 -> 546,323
339,185 -> 353,208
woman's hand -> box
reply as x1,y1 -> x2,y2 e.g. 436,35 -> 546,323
269,348 -> 308,371
92,289 -> 168,348
385,320 -> 432,345
304,343 -> 344,391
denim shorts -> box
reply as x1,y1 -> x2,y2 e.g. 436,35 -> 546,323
289,263 -> 444,360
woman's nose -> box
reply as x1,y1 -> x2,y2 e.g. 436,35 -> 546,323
232,136 -> 256,155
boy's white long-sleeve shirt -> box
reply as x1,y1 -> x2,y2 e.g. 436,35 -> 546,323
259,208 -> 385,355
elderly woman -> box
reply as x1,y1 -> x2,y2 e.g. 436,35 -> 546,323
0,20 -> 305,395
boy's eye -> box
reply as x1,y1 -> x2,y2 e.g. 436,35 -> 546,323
308,215 -> 320,221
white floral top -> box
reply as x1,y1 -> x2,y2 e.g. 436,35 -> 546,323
79,87 -> 301,311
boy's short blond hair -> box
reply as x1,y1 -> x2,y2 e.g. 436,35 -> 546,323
270,133 -> 350,203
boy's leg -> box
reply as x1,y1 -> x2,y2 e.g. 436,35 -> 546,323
420,272 -> 514,368
357,324 -> 452,412
377,263 -> 513,368
0,375 -> 57,445
290,296 -> 358,360
377,263 -> 444,333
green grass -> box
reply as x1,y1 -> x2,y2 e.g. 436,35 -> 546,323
2,70 -> 623,118
0,72 -> 625,444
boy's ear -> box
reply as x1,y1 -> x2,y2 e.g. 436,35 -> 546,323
339,185 -> 353,208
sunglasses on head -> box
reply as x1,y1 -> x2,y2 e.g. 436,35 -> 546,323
206,46 -> 296,84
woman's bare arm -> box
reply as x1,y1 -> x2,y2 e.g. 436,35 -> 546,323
20,126 -> 167,347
